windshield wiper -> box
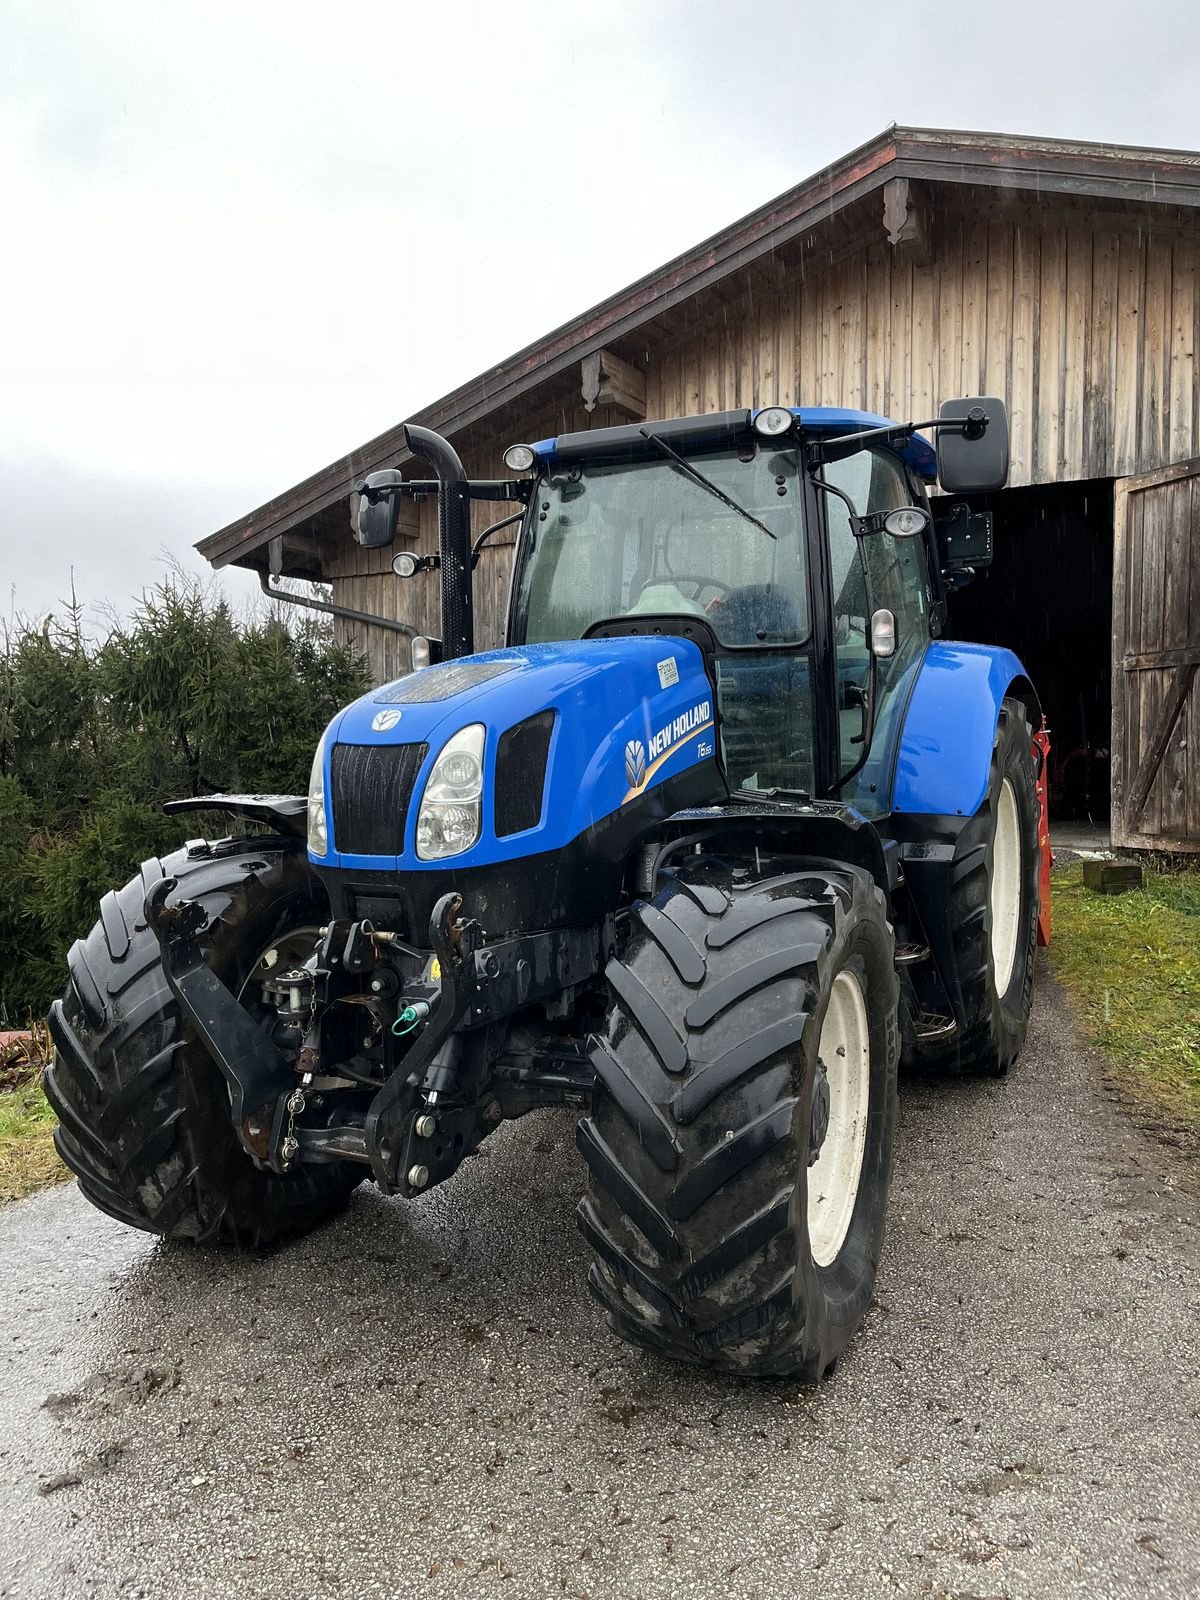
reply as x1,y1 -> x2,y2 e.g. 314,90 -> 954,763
638,427 -> 777,540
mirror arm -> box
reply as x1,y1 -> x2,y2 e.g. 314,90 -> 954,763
807,412 -> 988,465
357,477 -> 531,505
257,570 -> 417,637
809,473 -> 860,520
471,510 -> 525,570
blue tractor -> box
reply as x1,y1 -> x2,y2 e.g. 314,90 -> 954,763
48,399 -> 1046,1380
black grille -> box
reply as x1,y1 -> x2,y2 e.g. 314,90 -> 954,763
330,742 -> 427,856
494,712 -> 555,837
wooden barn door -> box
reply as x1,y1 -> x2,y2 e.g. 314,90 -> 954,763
1112,459 -> 1200,851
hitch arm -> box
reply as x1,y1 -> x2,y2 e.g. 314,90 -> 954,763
144,878 -> 298,1171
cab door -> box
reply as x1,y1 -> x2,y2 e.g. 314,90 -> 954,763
822,447 -> 935,811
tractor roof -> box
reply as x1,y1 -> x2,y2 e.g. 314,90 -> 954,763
531,408 -> 938,480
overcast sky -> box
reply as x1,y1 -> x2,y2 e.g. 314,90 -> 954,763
2,0 -> 1198,627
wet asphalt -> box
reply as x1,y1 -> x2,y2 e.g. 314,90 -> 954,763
2,958 -> 1198,1600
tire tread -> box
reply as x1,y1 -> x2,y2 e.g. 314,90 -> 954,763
578,858 -> 899,1379
48,841 -> 359,1248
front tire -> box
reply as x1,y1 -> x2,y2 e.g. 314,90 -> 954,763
577,857 -> 899,1380
45,840 -> 361,1246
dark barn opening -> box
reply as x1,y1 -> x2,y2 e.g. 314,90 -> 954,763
944,480 -> 1115,826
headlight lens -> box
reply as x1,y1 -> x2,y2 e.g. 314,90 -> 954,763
307,729 -> 330,856
416,724 -> 485,860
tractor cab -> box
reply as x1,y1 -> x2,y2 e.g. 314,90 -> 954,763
488,404 -> 1001,815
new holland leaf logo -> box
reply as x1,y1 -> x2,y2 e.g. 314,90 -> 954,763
622,699 -> 715,804
624,739 -> 647,790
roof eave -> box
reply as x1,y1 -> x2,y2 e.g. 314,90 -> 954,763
199,124 -> 1200,571
198,125 -> 904,569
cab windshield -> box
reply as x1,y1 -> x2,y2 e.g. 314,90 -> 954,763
512,445 -> 807,648
511,444 -> 814,796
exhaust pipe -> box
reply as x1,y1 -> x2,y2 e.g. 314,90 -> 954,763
403,423 -> 474,660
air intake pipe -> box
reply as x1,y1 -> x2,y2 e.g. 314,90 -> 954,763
403,423 -> 474,660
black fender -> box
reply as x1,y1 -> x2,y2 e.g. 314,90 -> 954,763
163,793 -> 307,838
664,798 -> 894,894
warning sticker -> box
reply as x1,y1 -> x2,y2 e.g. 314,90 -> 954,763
657,656 -> 679,689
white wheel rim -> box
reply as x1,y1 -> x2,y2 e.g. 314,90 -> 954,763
808,969 -> 871,1269
990,779 -> 1021,998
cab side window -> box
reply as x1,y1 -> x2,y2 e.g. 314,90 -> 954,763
823,448 -> 934,799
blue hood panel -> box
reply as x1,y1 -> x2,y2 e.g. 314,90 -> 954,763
315,638 -> 718,872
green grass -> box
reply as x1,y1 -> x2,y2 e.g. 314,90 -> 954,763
0,1035 -> 68,1205
1050,863 -> 1200,1130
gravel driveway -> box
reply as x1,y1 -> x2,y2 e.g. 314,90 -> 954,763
2,958 -> 1198,1600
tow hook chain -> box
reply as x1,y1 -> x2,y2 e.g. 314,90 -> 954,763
279,1082 -> 310,1167
279,976 -> 320,1169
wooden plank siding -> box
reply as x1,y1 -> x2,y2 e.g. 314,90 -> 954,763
327,203 -> 1200,685
639,211 -> 1200,485
1112,455 -> 1200,850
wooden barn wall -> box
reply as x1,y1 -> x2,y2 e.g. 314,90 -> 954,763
326,207 -> 1200,683
641,213 -> 1200,491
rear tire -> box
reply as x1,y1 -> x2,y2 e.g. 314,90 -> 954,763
45,840 -> 361,1246
577,857 -> 899,1380
923,697 -> 1040,1076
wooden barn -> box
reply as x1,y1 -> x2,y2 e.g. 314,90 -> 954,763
198,126 -> 1200,852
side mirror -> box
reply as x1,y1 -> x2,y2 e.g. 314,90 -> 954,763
354,471 -> 406,548
936,397 -> 1009,493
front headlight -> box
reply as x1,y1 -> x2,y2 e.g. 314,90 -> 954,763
307,729 -> 330,856
416,724 -> 485,861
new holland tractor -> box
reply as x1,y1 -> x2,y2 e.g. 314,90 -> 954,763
47,398 -> 1049,1380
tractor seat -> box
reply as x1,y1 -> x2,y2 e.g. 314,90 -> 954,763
710,583 -> 804,646
626,582 -> 708,618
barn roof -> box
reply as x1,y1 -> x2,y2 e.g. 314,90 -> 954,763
198,124 -> 1200,574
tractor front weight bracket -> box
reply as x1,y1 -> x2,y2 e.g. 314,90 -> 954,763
361,892 -> 488,1195
362,899 -> 613,1197
143,877 -> 297,1173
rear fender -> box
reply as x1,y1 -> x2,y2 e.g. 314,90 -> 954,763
891,643 -> 1040,819
885,645 -> 1042,1032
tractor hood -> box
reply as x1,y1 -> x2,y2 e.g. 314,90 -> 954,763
313,636 -> 723,875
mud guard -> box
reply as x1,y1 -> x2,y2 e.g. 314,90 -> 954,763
162,793 -> 307,838
891,642 -> 1039,819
